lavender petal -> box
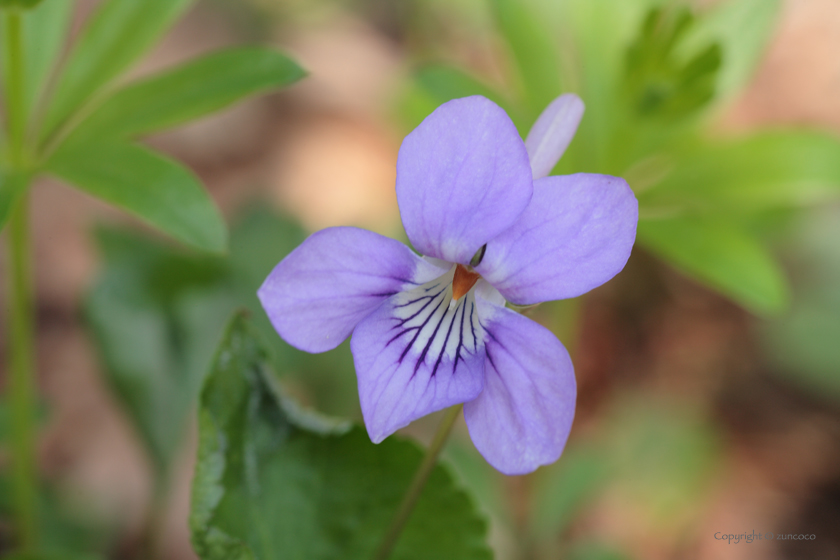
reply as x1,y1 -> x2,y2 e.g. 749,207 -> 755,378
396,95 -> 533,264
477,173 -> 638,305
525,94 -> 585,179
258,226 -> 440,353
352,274 -> 486,443
464,303 -> 576,475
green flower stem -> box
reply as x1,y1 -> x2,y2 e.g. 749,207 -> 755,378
4,8 -> 38,551
373,404 -> 463,560
5,194 -> 38,551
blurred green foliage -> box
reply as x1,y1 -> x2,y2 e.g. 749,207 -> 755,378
2,0 -> 837,558
190,313 -> 492,560
528,397 -> 721,553
622,7 -> 721,120
398,0 -> 840,316
0,0 -> 305,252
761,205 -> 840,402
568,543 -> 636,560
1,0 -> 304,554
0,0 -> 45,9
0,475 -> 112,559
86,209 -> 360,477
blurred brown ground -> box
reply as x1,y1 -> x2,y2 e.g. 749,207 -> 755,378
1,0 -> 840,559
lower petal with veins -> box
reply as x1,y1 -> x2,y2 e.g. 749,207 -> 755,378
351,271 -> 487,442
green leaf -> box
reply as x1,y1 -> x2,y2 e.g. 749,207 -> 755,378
190,313 -> 492,560
85,227 -> 232,470
22,0 -> 73,119
622,6 -> 722,120
44,141 -> 227,253
680,0 -> 782,101
638,216 -> 789,315
553,0 -> 663,172
41,0 -> 194,139
0,168 -> 31,233
84,210 -> 356,470
68,47 -> 305,142
641,131 -> 840,211
488,0 -> 563,119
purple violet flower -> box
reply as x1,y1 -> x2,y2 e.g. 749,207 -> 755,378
258,95 -> 638,475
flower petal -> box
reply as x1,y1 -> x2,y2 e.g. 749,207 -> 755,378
476,173 -> 638,305
525,94 -> 585,179
396,95 -> 533,264
258,227 -> 441,353
352,273 -> 486,443
464,304 -> 576,475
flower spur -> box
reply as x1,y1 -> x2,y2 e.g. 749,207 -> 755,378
258,94 -> 638,475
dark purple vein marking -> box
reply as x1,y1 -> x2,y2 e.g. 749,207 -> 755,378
412,300 -> 453,377
430,299 -> 461,378
452,299 -> 468,375
469,303 -> 478,352
397,295 -> 447,365
392,286 -> 447,326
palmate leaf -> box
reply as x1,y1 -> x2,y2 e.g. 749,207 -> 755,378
638,215 -> 789,315
66,47 -> 305,142
622,6 -> 721,121
678,0 -> 782,103
190,313 -> 492,560
40,0 -> 194,140
44,141 -> 226,253
554,0 -> 665,171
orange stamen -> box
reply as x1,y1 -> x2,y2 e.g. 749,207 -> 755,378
452,264 -> 481,301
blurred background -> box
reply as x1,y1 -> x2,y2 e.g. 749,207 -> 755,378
2,0 -> 840,559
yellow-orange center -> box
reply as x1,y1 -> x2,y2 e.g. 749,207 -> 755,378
452,264 -> 481,301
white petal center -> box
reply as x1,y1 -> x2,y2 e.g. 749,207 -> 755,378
387,267 -> 485,376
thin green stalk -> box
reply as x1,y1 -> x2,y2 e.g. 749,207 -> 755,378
4,11 -> 26,164
373,404 -> 463,560
4,8 -> 39,551
6,194 -> 38,551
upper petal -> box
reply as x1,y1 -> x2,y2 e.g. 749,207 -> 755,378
476,173 -> 638,305
525,94 -> 585,180
396,95 -> 533,264
351,272 -> 486,443
258,226 -> 441,353
464,304 -> 576,475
